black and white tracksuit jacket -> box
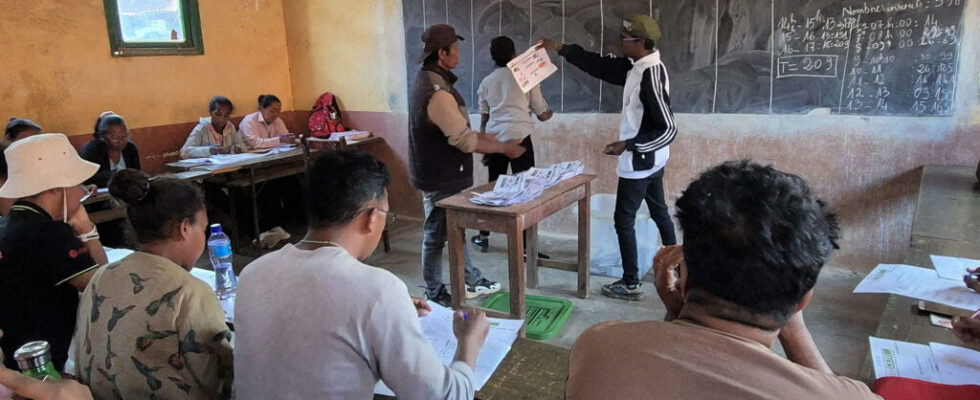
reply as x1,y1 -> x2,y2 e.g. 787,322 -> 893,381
559,44 -> 677,179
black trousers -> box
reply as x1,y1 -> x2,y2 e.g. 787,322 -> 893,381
480,136 -> 535,237
614,168 -> 677,285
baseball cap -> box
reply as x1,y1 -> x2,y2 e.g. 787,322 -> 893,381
418,24 -> 465,63
622,14 -> 662,42
5,118 -> 41,138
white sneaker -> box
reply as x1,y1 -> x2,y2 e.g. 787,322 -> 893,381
465,278 -> 501,299
256,226 -> 291,248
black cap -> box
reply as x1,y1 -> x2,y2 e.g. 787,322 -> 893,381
419,24 -> 464,63
5,118 -> 41,138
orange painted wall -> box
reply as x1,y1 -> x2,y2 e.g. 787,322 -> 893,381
0,0 -> 294,136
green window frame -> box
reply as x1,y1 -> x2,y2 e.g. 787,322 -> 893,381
102,0 -> 204,57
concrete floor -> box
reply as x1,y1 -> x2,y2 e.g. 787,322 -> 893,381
218,218 -> 887,381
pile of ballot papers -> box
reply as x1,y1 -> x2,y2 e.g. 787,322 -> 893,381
470,161 -> 583,207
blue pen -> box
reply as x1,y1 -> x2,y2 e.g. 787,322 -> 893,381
463,313 -> 469,321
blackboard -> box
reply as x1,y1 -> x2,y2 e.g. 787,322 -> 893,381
402,0 -> 966,116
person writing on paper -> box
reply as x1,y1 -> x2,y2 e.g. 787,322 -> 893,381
951,269 -> 980,351
540,14 -> 677,301
566,161 -> 880,399
235,150 -> 490,399
180,96 -> 248,159
409,24 -> 528,306
470,36 -> 554,255
0,134 -> 108,371
71,169 -> 234,399
239,94 -> 296,150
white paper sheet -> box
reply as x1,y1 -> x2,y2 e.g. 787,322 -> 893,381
931,255 -> 980,281
105,247 -> 134,264
374,302 -> 523,396
930,342 -> 980,385
854,264 -> 980,311
869,337 -> 942,382
507,46 -> 558,93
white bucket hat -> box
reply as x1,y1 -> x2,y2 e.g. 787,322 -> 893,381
0,133 -> 99,198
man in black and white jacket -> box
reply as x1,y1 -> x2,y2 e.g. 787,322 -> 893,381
541,14 -> 677,301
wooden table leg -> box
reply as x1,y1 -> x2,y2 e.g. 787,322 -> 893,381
446,210 -> 467,310
577,183 -> 591,299
507,219 -> 527,337
249,169 -> 260,238
526,224 -> 539,289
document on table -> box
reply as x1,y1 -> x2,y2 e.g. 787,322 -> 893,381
374,302 -> 523,396
507,46 -> 558,93
469,161 -> 583,207
203,152 -> 268,165
105,247 -> 134,264
853,264 -> 980,311
869,337 -> 980,385
931,255 -> 980,281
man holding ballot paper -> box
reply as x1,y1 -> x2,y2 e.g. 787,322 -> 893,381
540,14 -> 678,301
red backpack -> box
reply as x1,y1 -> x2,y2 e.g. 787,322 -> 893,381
308,92 -> 346,138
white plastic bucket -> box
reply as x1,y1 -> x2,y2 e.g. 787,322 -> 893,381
589,194 -> 661,279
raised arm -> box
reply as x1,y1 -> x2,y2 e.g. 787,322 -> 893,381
541,39 -> 631,86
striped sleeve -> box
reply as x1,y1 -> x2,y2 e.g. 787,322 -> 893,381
626,64 -> 677,154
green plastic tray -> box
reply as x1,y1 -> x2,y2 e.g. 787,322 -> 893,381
481,293 -> 574,340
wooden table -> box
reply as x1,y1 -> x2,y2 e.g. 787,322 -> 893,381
166,137 -> 383,238
83,190 -> 127,224
437,175 -> 596,332
858,165 -> 980,383
373,336 -> 570,400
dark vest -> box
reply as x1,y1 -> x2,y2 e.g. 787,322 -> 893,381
408,65 -> 474,193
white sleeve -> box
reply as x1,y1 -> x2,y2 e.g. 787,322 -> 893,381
180,123 -> 213,159
367,279 -> 476,400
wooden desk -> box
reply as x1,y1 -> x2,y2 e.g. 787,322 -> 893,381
373,337 -> 570,400
166,137 -> 383,238
83,191 -> 127,224
437,175 -> 596,331
858,165 -> 980,383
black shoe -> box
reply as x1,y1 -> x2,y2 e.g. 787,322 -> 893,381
426,285 -> 453,308
601,279 -> 644,301
523,251 -> 552,261
471,235 -> 489,253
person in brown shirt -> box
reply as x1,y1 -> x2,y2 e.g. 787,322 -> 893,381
566,161 -> 881,400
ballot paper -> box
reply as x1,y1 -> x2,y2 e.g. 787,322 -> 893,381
931,255 -> 980,281
507,46 -> 558,93
203,152 -> 268,165
469,161 -> 583,207
375,302 -> 523,396
869,337 -> 980,385
869,337 -> 942,383
853,264 -> 980,312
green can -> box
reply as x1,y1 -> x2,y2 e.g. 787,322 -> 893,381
13,341 -> 61,380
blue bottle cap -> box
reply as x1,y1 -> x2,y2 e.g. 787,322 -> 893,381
209,224 -> 223,235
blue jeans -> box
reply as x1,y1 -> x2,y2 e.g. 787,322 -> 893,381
614,168 -> 677,285
422,190 -> 484,296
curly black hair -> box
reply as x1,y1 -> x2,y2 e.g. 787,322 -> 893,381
676,160 -> 840,323
305,150 -> 390,229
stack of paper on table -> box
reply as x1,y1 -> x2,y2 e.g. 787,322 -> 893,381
306,130 -> 372,142
853,264 -> 980,312
869,337 -> 980,385
375,302 -> 522,396
469,161 -> 583,207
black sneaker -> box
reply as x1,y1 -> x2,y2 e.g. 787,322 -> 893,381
466,278 -> 501,299
471,235 -> 489,253
426,285 -> 453,308
601,280 -> 644,301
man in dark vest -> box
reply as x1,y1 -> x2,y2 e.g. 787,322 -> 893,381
409,24 -> 527,306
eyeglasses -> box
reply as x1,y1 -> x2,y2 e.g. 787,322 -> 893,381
373,208 -> 398,226
79,185 -> 95,203
351,207 -> 397,226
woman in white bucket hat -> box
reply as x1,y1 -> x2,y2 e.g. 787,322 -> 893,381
0,133 -> 109,371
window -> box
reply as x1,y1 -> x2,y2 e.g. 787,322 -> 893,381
103,0 -> 203,57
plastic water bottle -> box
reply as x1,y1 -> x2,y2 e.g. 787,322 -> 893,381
207,224 -> 237,299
